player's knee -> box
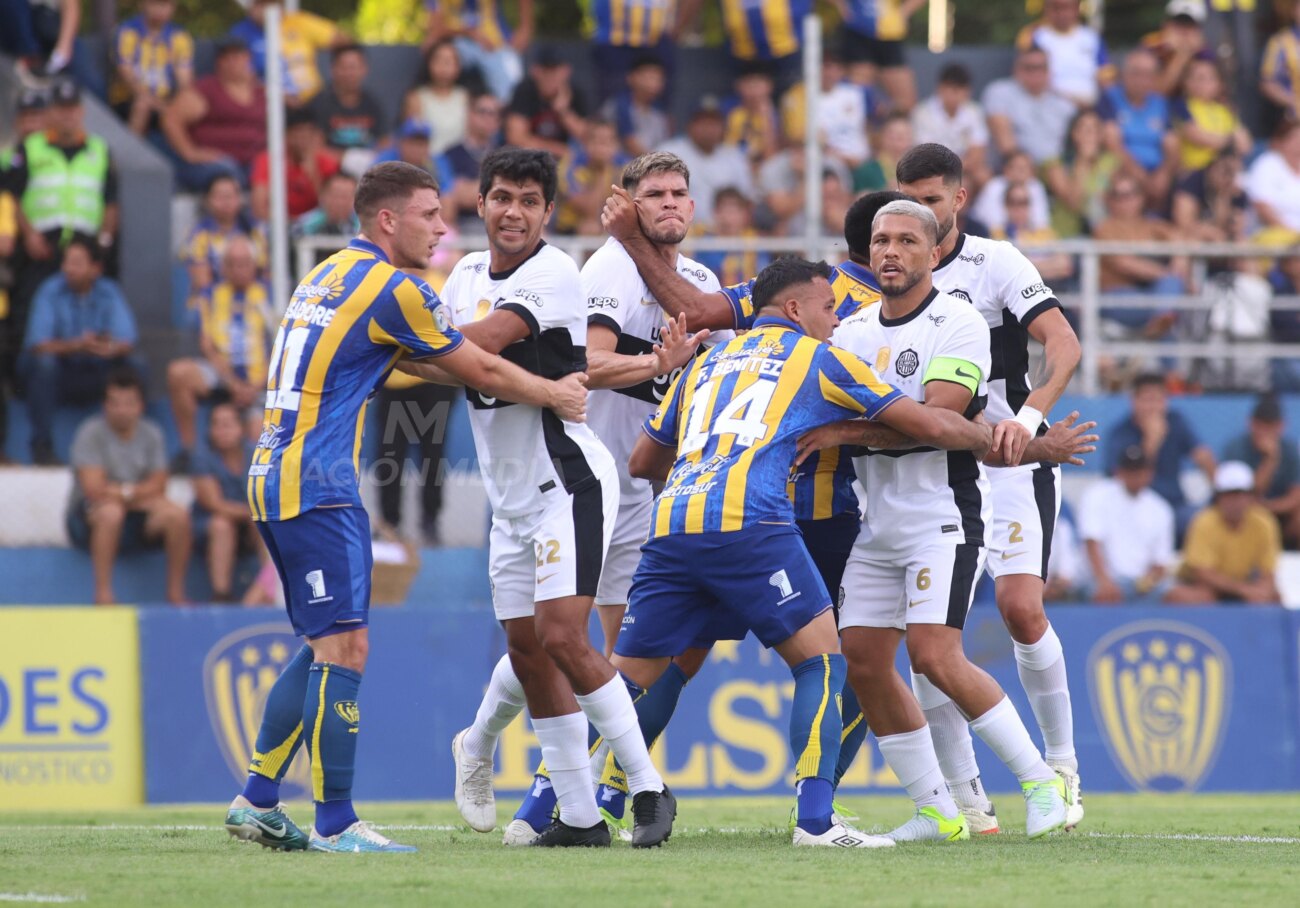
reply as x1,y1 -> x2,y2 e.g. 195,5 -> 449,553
906,639 -> 963,686
844,655 -> 891,692
535,618 -> 588,667
996,594 -> 1048,642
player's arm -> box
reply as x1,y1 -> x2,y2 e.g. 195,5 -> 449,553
430,339 -> 588,422
395,357 -> 463,386
585,315 -> 708,390
876,397 -> 992,459
453,308 -> 532,355
986,410 -> 1098,468
628,430 -> 676,481
994,306 -> 1082,461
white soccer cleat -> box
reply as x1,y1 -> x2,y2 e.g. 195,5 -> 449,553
1048,763 -> 1085,830
960,804 -> 1000,835
502,819 -> 540,846
792,821 -> 896,848
452,728 -> 497,833
1022,777 -> 1069,839
887,806 -> 969,842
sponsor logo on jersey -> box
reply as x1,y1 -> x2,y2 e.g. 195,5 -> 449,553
768,570 -> 801,605
958,252 -> 985,265
431,305 -> 452,334
894,349 -> 919,377
514,290 -> 543,307
927,313 -> 947,326
681,266 -> 710,283
256,424 -> 287,451
306,570 -> 332,604
948,289 -> 972,303
1020,282 -> 1048,300
284,298 -> 338,327
589,296 -> 620,310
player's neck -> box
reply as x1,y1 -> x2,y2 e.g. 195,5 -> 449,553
880,280 -> 934,322
490,240 -> 544,276
652,240 -> 679,267
937,227 -> 960,261
356,231 -> 394,262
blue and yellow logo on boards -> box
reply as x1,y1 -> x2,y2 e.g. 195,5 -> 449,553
202,623 -> 310,799
1089,621 -> 1231,792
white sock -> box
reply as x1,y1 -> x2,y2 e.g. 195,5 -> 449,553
533,712 -> 601,828
1013,625 -> 1077,771
969,696 -> 1054,785
911,671 -> 987,804
461,653 -> 526,760
876,727 -> 959,816
575,676 -> 663,795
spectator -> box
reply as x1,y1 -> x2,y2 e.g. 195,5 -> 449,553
1014,0 -> 1113,108
161,38 -> 266,192
602,55 -> 671,158
444,92 -> 503,219
310,44 -> 386,155
1172,150 -> 1247,242
404,39 -> 471,156
1260,0 -> 1300,124
912,63 -> 990,193
853,110 -> 912,192
250,107 -> 339,222
1222,394 -> 1300,548
1043,107 -> 1119,237
109,0 -> 194,137
814,52 -> 874,171
191,401 -> 259,602
694,0 -> 807,94
0,0 -> 78,79
504,46 -> 591,159
20,235 -> 136,465
1078,445 -> 1175,604
1098,48 -> 1175,207
984,46 -> 1076,166
755,141 -> 853,236
372,119 -> 456,192
1171,58 -> 1250,174
1165,461 -> 1281,604
228,0 -> 345,107
181,173 -> 266,296
1105,372 -> 1216,535
994,184 -> 1074,285
1245,119 -> 1300,234
970,149 -> 1051,236
1265,235 -> 1300,389
293,171 -> 360,240
166,235 -> 271,471
1,90 -> 46,424
661,99 -> 755,229
725,63 -> 781,167
583,0 -> 677,107
830,0 -> 923,111
67,368 -> 190,606
1142,0 -> 1211,97
696,186 -> 769,287
423,0 -> 533,101
556,119 -> 628,236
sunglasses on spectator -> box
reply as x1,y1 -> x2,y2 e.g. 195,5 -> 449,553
473,105 -> 501,116
1007,197 -> 1031,207
1108,186 -> 1140,198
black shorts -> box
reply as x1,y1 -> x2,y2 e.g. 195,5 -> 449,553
836,26 -> 907,68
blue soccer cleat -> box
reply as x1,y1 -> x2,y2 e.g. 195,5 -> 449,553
308,821 -> 417,853
224,796 -> 309,851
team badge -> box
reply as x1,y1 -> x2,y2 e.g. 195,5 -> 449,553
874,347 -> 891,373
894,349 -> 919,377
432,305 -> 452,334
334,701 -> 361,726
475,298 -> 493,320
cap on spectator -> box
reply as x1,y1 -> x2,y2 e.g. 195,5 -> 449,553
1214,461 -> 1255,495
215,36 -> 250,58
18,87 -> 48,111
397,118 -> 432,141
1252,393 -> 1283,424
1117,445 -> 1149,471
532,45 -> 566,69
689,95 -> 724,121
50,79 -> 80,106
1165,0 -> 1206,23
286,106 -> 316,129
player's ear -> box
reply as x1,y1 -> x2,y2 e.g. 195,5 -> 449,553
476,194 -> 486,219
953,185 -> 968,213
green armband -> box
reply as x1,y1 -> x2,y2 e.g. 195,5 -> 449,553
923,356 -> 982,394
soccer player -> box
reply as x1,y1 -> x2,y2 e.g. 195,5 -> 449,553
805,200 -> 1068,842
897,143 -> 1085,831
615,256 -> 993,847
224,161 -> 589,853
431,148 -> 674,848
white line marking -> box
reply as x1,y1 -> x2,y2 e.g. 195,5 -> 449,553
1085,832 -> 1300,845
0,894 -> 84,904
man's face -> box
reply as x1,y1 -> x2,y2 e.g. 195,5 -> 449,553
217,49 -> 252,83
736,73 -> 773,105
49,101 -> 82,137
1249,417 -> 1283,448
479,176 -> 552,262
1131,384 -> 1167,421
687,114 -> 724,152
713,196 -> 750,236
398,135 -> 430,166
1119,465 -> 1153,495
104,386 -> 144,433
207,178 -> 242,222
1122,51 -> 1158,97
870,214 -> 938,297
143,0 -> 174,28
531,63 -> 569,99
221,241 -> 257,289
62,245 -> 97,291
897,174 -> 965,246
1216,490 -> 1251,523
1005,189 -> 1033,228
936,81 -> 968,113
388,187 -> 448,270
1106,178 -> 1144,218
584,125 -> 619,166
628,64 -> 665,101
208,405 -> 244,452
331,50 -> 367,94
286,123 -> 318,159
322,178 -> 356,224
788,277 -> 839,343
468,96 -> 501,140
1045,0 -> 1079,30
1015,52 -> 1050,94
634,171 -> 693,245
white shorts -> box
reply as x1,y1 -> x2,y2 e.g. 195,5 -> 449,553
488,469 -> 619,621
595,495 -> 654,607
839,542 -> 987,631
985,464 -> 1061,581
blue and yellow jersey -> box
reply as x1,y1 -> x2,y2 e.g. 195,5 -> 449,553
1262,25 -> 1300,118
720,0 -> 809,61
695,235 -> 770,290
724,101 -> 778,160
644,314 -> 901,537
582,0 -> 675,47
184,218 -> 269,283
429,0 -> 512,49
248,238 -> 465,522
841,1 -> 910,41
111,17 -> 194,106
198,280 -> 273,385
719,260 -> 880,332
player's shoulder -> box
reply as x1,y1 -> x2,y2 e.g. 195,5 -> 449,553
532,242 -> 581,278
580,236 -> 633,274
674,254 -> 720,291
960,232 -> 1035,272
931,290 -> 990,329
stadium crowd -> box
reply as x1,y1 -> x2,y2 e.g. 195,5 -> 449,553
2,0 -> 1300,606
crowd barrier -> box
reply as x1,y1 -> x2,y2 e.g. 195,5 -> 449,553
1,604 -> 1297,809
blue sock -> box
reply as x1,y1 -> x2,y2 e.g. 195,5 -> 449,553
513,773 -> 557,832
635,662 -> 689,746
834,679 -> 869,791
303,662 -> 363,837
241,644 -> 313,808
790,653 -> 847,835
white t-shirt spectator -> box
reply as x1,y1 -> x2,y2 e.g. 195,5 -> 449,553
971,175 -> 1052,233
658,136 -> 754,229
1078,477 -> 1175,584
819,81 -> 872,165
1022,23 -> 1109,107
911,95 -> 989,158
982,77 -> 1076,164
1245,150 -> 1300,232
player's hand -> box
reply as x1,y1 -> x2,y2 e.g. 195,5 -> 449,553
794,423 -> 852,467
1038,411 -> 1098,467
549,371 -> 589,423
992,417 -> 1033,467
601,185 -> 641,242
653,313 -> 710,374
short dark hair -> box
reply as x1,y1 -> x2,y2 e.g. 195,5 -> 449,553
628,54 -> 664,73
478,147 -> 558,204
752,258 -> 833,313
843,189 -> 908,257
105,367 -> 145,401
355,161 -> 439,222
938,63 -> 971,87
321,170 -> 357,191
331,42 -> 365,63
713,186 -> 751,209
63,233 -> 104,266
896,143 -> 964,186
1132,372 -> 1166,392
203,172 -> 239,197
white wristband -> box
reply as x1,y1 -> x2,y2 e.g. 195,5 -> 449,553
1011,405 -> 1044,437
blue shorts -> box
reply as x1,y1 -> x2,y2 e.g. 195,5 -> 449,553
797,513 -> 860,619
616,524 -> 832,658
256,506 -> 373,639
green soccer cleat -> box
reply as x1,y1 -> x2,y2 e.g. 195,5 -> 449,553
599,806 -> 633,843
308,820 -> 417,853
887,806 -> 969,843
1022,776 -> 1069,839
786,799 -> 859,831
224,796 -> 310,851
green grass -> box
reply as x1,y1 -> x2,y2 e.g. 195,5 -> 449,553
1,794 -> 1298,907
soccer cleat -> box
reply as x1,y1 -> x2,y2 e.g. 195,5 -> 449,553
308,821 -> 417,853
502,818 -> 541,846
452,728 -> 496,832
224,796 -> 309,851
1022,776 -> 1069,839
960,804 -> 1000,835
630,786 -> 676,848
887,806 -> 969,843
831,799 -> 860,825
600,807 -> 633,842
793,821 -> 896,848
530,818 -> 611,847
1049,763 -> 1085,830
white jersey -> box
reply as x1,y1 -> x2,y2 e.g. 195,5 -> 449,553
441,243 -> 614,518
582,237 -> 725,503
834,289 -> 993,558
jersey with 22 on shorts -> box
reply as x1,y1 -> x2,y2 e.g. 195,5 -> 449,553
248,238 -> 465,637
614,315 -> 904,659
440,242 -> 617,620
931,231 -> 1063,580
833,288 -> 992,633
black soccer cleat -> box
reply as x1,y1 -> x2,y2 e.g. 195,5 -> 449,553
630,785 -> 676,848
530,818 -> 611,848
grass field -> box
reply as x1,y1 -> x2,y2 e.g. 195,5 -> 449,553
2,794 -> 1298,907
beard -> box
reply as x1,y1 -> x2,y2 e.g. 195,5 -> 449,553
878,267 -> 926,297
935,211 -> 956,244
643,220 -> 689,246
